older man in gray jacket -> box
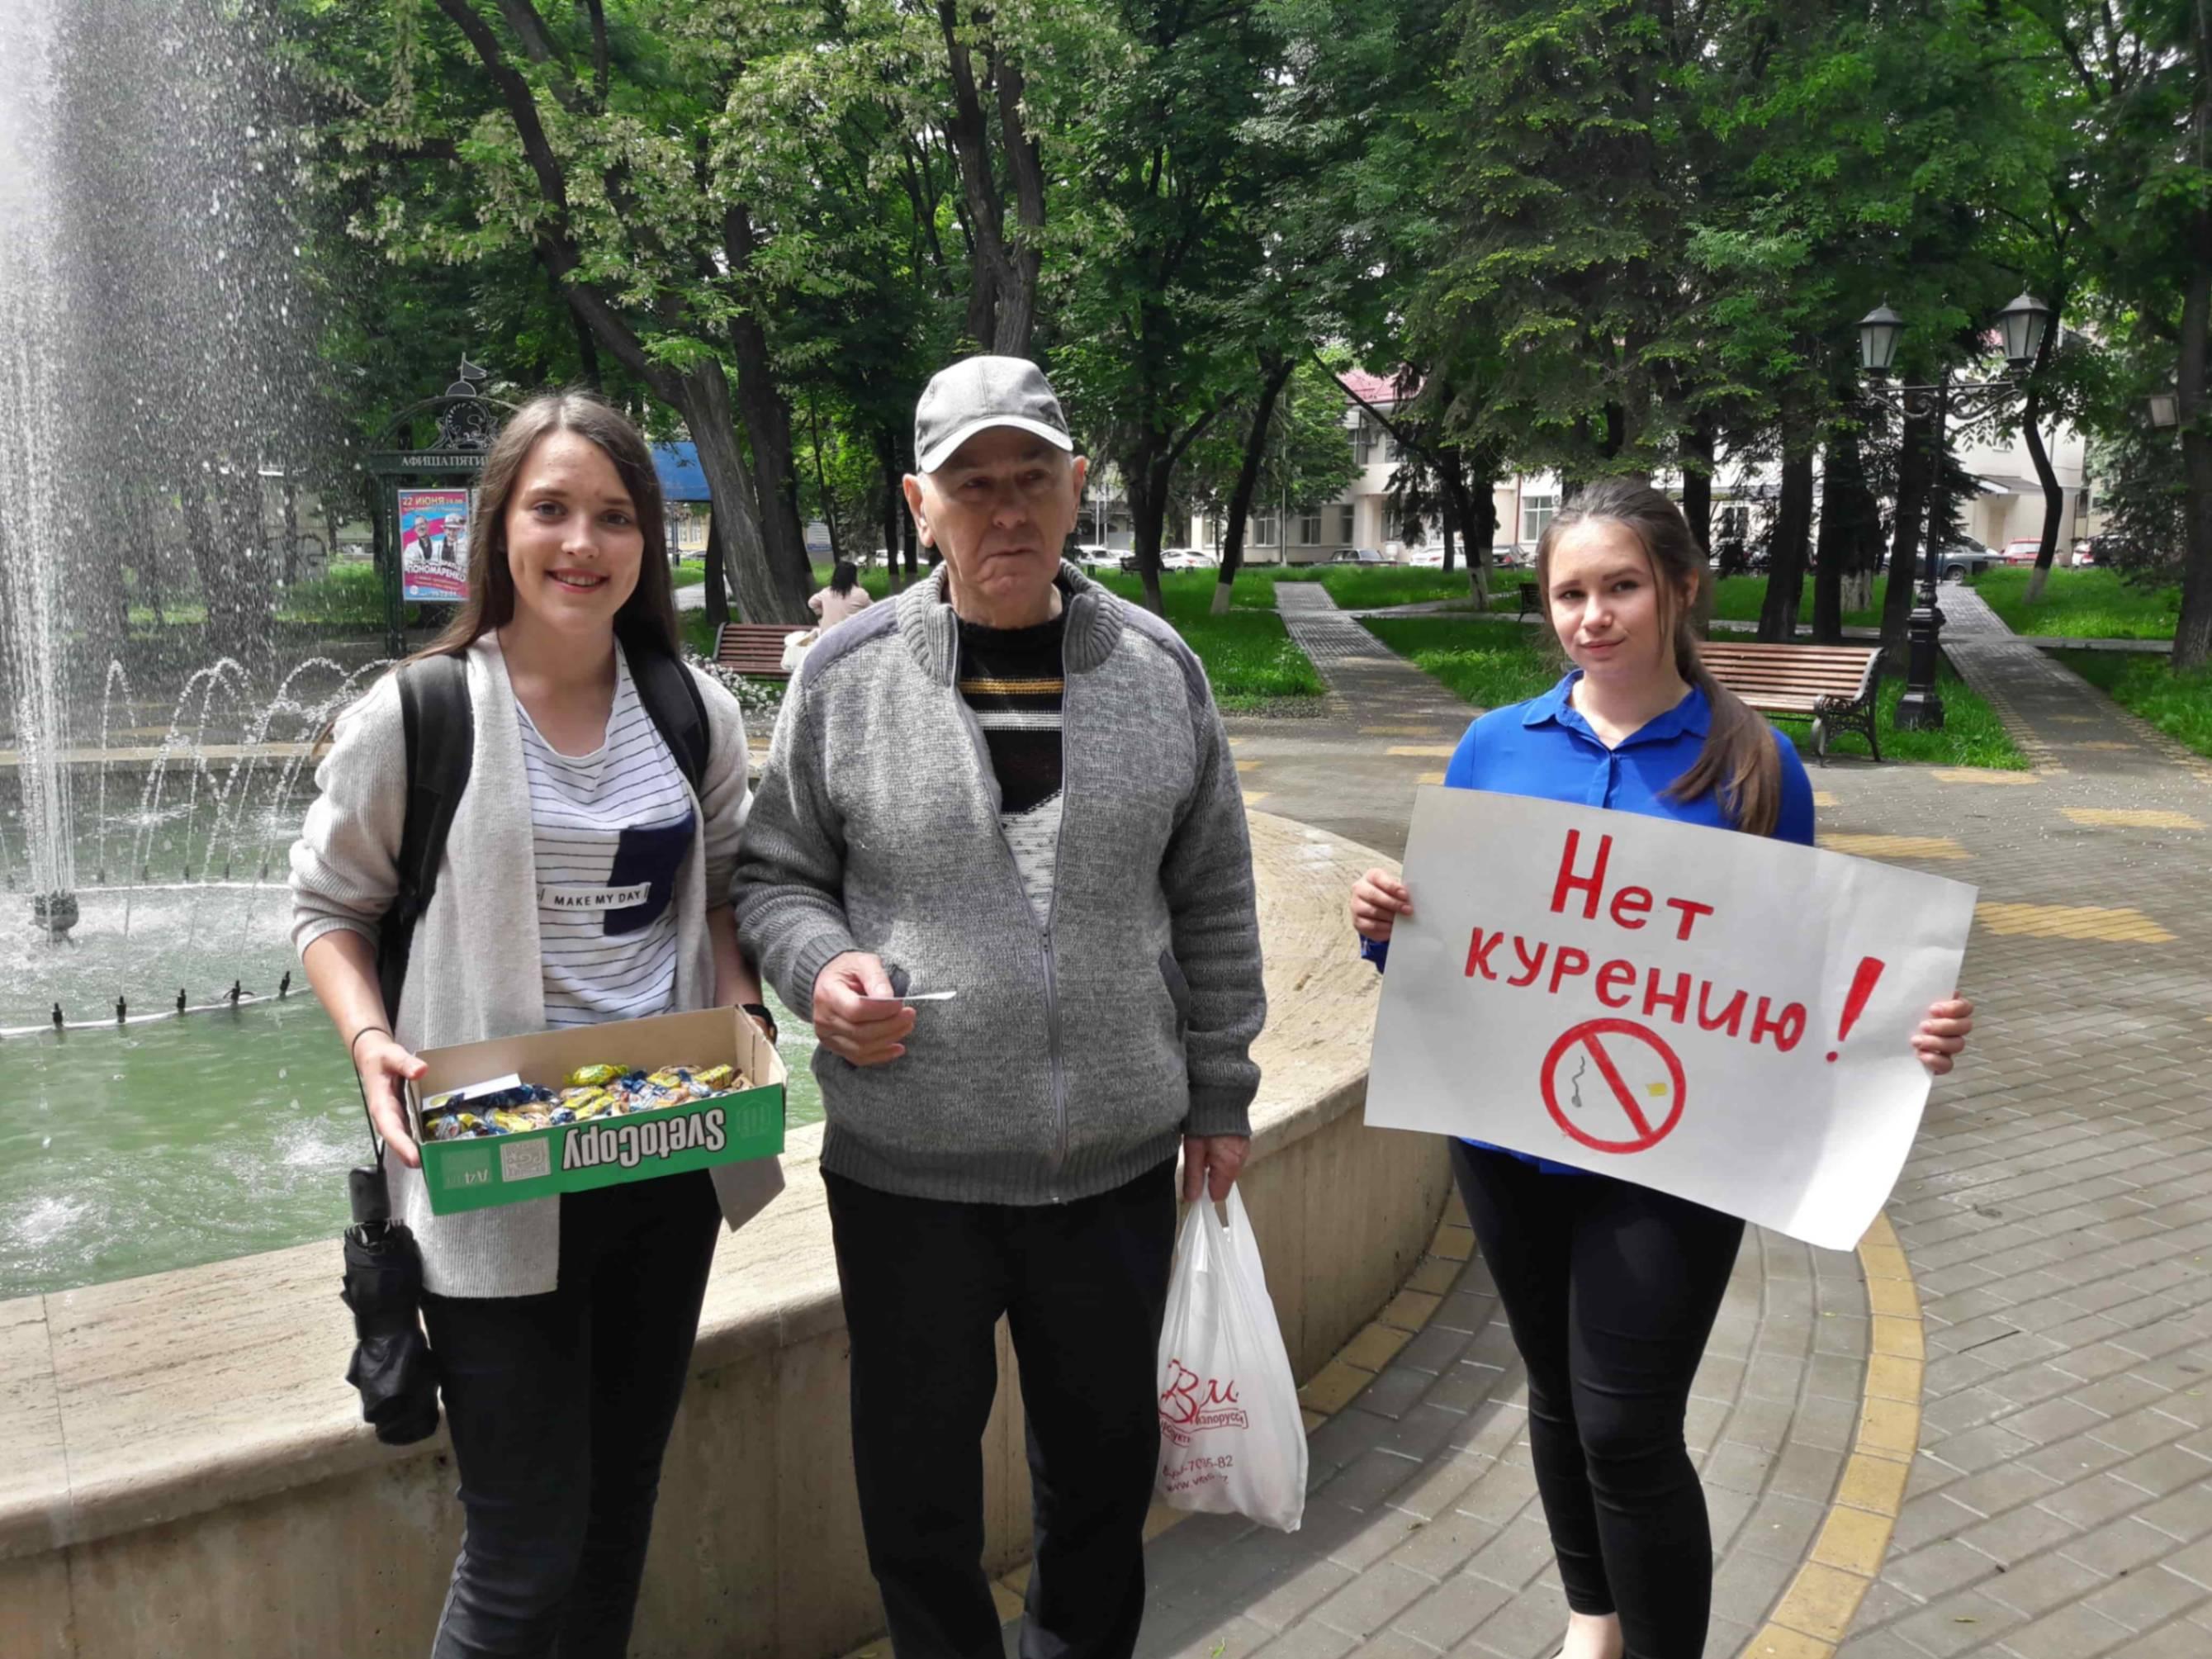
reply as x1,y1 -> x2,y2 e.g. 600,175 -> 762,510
735,355 -> 1265,1657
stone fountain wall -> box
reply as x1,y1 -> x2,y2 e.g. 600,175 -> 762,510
0,815 -> 1449,1657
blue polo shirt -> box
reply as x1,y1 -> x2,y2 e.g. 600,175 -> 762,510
1365,671 -> 1816,1171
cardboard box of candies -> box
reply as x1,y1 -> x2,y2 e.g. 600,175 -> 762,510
407,1007 -> 784,1216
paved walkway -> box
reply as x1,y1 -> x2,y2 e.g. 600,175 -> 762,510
1111,586 -> 2212,1658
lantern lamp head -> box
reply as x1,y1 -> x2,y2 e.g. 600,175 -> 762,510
1997,292 -> 2052,372
1858,304 -> 1906,376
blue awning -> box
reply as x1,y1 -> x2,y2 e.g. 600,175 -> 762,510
651,442 -> 712,504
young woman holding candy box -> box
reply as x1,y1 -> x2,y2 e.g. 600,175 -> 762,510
1350,480 -> 1973,1659
291,391 -> 779,1658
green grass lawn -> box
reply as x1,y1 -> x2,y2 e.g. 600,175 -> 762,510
1360,615 -> 2026,769
715,564 -> 1323,711
2049,649 -> 2212,759
1968,568 -> 2182,640
1273,564 -> 1525,612
1707,575 -> 1883,631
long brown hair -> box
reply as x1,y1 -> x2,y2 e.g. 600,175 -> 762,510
1533,477 -> 1784,836
417,390 -> 679,661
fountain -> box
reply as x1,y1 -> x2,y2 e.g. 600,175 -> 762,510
0,2 -> 823,1301
0,0 -> 424,1297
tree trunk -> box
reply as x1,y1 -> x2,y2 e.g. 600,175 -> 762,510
990,55 -> 1044,358
1757,445 -> 1815,642
874,428 -> 906,593
679,363 -> 808,623
2017,296 -> 2070,605
2177,211 -> 2212,673
1211,354 -> 1293,617
1439,488 -> 1457,574
805,394 -> 843,564
937,2 -> 1043,356
702,512 -> 732,628
2020,397 -> 2067,606
1125,439 -> 1172,615
1439,448 -> 1494,608
727,324 -> 811,600
1682,421 -> 1717,639
1880,406 -> 1933,655
1813,424 -> 1877,643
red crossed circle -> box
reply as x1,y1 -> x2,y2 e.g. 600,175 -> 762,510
1539,1018 -> 1687,1154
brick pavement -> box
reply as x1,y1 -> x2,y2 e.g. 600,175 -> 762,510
1107,585 -> 1888,1659
1817,604 -> 2212,1659
1145,587 -> 2212,1658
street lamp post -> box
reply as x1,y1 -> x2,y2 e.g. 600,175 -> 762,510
1856,293 -> 2051,730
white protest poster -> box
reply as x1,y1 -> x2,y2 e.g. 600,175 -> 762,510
1365,789 -> 1978,1250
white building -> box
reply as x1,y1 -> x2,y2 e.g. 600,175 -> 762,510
1182,369 -> 2094,564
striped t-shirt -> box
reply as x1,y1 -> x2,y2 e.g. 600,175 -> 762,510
957,613 -> 1064,924
516,650 -> 695,1029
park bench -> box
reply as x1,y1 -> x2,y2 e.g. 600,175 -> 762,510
1694,641 -> 1884,764
714,622 -> 813,681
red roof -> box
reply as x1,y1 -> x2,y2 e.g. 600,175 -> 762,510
1338,368 -> 1419,407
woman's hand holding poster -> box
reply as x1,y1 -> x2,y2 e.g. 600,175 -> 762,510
1365,789 -> 1978,1249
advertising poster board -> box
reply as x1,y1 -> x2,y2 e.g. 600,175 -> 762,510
398,486 -> 471,602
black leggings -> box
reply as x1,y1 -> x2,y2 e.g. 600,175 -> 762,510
1451,1141 -> 1745,1659
420,1169 -> 721,1659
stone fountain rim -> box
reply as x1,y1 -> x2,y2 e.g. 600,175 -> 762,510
0,811 -> 1391,1562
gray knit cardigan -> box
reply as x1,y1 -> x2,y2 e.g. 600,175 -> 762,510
734,562 -> 1266,1207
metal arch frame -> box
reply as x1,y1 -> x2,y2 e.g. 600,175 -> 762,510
365,385 -> 518,658
1857,365 -> 2033,731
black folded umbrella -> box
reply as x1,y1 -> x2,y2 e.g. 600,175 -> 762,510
340,1163 -> 440,1445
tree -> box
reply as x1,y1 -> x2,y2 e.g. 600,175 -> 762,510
2008,0 -> 2212,667
1050,0 -> 1282,613
301,0 -> 824,621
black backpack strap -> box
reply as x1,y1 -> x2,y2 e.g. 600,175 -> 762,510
377,654 -> 474,1024
626,641 -> 710,796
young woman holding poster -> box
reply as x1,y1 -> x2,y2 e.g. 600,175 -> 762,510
1350,480 -> 1973,1659
292,391 -> 778,1657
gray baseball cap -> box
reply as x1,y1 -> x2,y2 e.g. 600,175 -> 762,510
913,355 -> 1074,473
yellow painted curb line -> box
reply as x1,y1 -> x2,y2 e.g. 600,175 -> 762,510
1740,1211 -> 1923,1659
845,1188 -> 1474,1652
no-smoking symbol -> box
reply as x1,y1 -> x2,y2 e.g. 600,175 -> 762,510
1540,1019 -> 1687,1154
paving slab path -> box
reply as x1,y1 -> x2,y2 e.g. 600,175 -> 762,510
1117,585 -> 2212,1659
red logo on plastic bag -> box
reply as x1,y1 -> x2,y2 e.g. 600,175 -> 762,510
1158,1357 -> 1250,1447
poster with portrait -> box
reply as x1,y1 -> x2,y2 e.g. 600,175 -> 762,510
399,487 -> 471,602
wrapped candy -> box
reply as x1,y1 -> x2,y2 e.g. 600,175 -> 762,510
566,1064 -> 626,1089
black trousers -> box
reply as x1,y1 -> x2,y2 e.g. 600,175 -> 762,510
1451,1141 -> 1745,1659
421,1169 -> 721,1659
825,1160 -> 1178,1659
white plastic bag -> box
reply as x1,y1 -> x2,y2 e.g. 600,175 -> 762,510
779,627 -> 820,673
1154,1187 -> 1308,1531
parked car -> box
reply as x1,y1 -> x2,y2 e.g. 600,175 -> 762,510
1406,546 -> 1447,567
1330,547 -> 1389,566
2000,538 -> 2045,566
1489,543 -> 1534,570
1933,538 -> 2002,581
1070,543 -> 1119,571
2072,538 -> 2099,567
1116,547 -> 1214,572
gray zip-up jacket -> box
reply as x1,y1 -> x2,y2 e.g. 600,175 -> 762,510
733,561 -> 1265,1206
